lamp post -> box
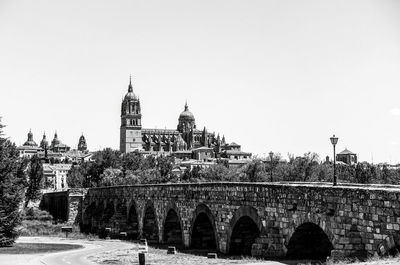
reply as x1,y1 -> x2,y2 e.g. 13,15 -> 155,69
330,135 -> 339,186
269,151 -> 274,182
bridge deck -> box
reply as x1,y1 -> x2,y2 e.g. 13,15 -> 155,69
88,181 -> 400,192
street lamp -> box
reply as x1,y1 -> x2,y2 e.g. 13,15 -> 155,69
330,135 -> 339,186
269,151 -> 274,182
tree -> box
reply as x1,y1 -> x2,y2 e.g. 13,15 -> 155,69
381,165 -> 390,184
121,152 -> 143,173
200,164 -> 230,181
244,159 -> 266,182
99,168 -> 123,186
157,156 -> 174,178
25,155 -> 44,207
0,119 -> 27,246
67,164 -> 85,188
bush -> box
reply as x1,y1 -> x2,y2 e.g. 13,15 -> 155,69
20,208 -> 53,222
18,208 -> 96,239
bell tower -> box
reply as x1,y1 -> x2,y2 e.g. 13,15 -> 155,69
120,76 -> 142,153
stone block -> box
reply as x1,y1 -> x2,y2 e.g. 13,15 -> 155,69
207,253 -> 217,259
167,246 -> 177,254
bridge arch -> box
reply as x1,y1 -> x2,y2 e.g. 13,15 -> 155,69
227,206 -> 263,255
190,203 -> 218,251
286,221 -> 334,260
163,208 -> 184,246
102,200 -> 115,225
163,202 -> 184,245
142,200 -> 159,242
82,201 -> 97,233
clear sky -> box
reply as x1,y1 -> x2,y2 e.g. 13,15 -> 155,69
1,0 -> 400,163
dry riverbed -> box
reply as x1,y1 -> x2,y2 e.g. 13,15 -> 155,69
88,242 -> 400,265
88,243 -> 283,265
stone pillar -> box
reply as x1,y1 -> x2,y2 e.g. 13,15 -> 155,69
219,239 -> 227,254
331,225 -> 367,261
182,230 -> 190,248
67,194 -> 83,224
252,225 -> 286,258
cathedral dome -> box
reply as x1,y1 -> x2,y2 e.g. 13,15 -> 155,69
179,102 -> 195,121
124,76 -> 138,101
51,132 -> 61,146
23,130 -> 38,147
124,91 -> 137,101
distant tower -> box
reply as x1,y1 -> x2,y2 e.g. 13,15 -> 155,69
78,134 -> 87,152
40,132 -> 48,149
120,76 -> 142,153
40,132 -> 49,158
51,131 -> 60,149
23,129 -> 38,147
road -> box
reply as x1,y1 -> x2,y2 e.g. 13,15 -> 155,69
0,237 -> 134,265
0,237 -> 297,265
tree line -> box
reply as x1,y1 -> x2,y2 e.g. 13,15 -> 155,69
67,149 -> 400,188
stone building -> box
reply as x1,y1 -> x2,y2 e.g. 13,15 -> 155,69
18,130 -> 86,162
336,148 -> 357,165
43,163 -> 72,191
50,132 -> 70,153
120,77 -> 251,159
17,130 -> 42,158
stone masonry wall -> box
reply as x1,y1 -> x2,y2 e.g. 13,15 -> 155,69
41,188 -> 87,224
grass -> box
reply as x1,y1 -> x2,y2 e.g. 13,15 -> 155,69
18,220 -> 97,240
0,242 -> 82,254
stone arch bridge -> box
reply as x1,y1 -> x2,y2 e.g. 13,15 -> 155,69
51,182 -> 400,260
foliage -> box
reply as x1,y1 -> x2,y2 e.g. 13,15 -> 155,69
66,146 -> 400,187
157,156 -> 174,177
18,208 -> 96,240
25,155 -> 44,207
0,118 -> 27,246
20,207 -> 53,221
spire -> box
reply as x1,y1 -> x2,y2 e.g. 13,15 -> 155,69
184,100 -> 188,111
201,126 -> 207,147
128,75 -> 133,92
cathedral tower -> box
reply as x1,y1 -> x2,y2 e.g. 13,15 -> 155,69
78,134 -> 87,152
120,76 -> 142,153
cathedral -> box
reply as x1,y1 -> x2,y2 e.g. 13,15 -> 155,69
120,77 -> 251,160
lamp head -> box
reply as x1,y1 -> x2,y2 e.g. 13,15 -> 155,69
330,134 -> 339,145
